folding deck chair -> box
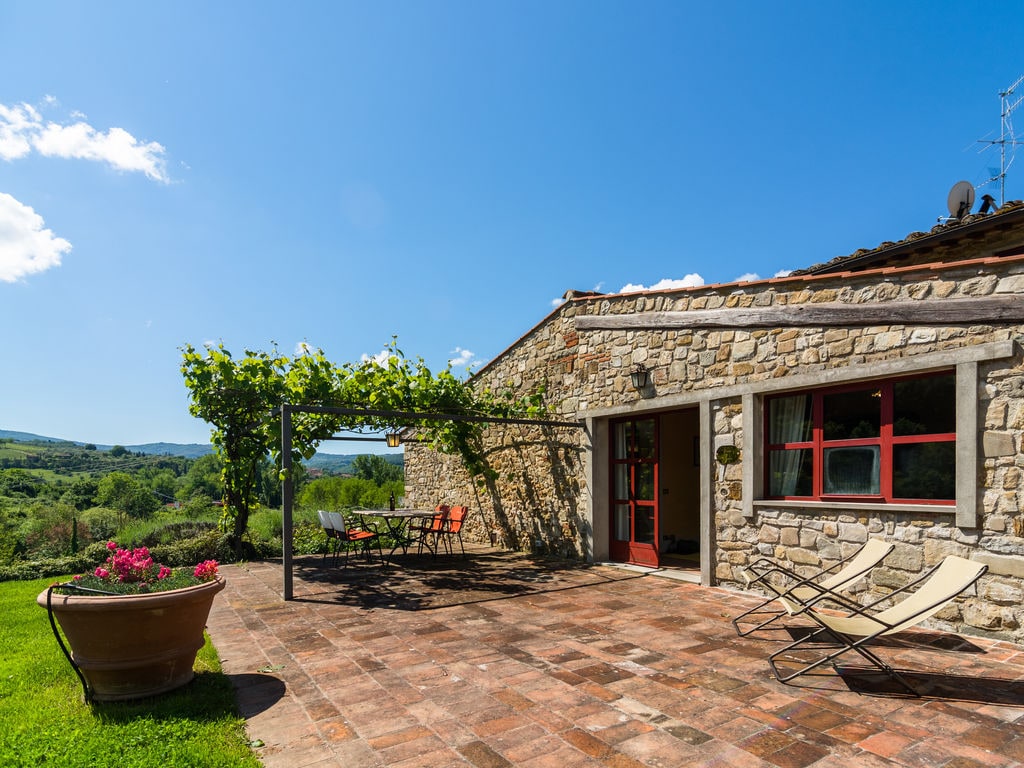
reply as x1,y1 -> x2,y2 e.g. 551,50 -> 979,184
732,538 -> 895,636
317,509 -> 343,562
767,555 -> 988,695
326,511 -> 383,566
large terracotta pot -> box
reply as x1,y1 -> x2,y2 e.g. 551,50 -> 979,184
38,577 -> 226,702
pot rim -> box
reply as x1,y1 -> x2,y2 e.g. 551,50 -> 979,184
37,575 -> 225,610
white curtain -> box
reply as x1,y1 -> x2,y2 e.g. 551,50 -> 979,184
769,395 -> 810,496
823,446 -> 880,494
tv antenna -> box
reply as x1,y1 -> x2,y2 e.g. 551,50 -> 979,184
977,74 -> 1024,206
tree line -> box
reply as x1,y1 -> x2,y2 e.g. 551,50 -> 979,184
0,440 -> 403,564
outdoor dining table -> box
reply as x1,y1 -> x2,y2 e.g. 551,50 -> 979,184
350,509 -> 435,561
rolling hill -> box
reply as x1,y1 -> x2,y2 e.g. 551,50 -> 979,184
0,429 -> 401,473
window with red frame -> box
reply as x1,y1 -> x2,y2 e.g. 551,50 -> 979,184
764,372 -> 956,504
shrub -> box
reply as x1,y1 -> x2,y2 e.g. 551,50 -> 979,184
148,530 -> 234,569
180,494 -> 218,520
293,521 -> 328,555
247,508 -> 283,542
137,521 -> 219,548
0,540 -> 108,582
79,507 -> 120,541
0,531 -> 249,584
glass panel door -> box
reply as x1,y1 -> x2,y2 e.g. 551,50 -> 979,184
609,416 -> 660,566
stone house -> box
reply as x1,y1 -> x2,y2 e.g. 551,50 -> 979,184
405,201 -> 1024,643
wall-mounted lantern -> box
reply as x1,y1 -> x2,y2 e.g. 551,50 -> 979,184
630,363 -> 649,391
385,431 -> 402,448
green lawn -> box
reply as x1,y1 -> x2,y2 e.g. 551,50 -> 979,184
0,577 -> 261,768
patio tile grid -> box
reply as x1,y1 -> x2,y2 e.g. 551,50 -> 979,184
205,549 -> 1024,768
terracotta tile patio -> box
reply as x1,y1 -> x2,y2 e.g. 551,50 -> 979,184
205,547 -> 1024,767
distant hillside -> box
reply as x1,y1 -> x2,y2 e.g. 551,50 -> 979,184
306,452 -> 403,475
123,442 -> 214,459
0,429 -> 402,473
0,429 -> 78,445
0,429 -> 213,459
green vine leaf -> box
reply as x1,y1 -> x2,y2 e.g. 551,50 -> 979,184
180,338 -> 549,548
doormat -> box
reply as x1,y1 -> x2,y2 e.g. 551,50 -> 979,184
661,552 -> 700,567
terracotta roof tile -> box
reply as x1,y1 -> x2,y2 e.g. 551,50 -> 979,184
793,199 -> 1024,275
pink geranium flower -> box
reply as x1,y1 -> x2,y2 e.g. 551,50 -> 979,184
193,560 -> 219,581
68,541 -> 220,595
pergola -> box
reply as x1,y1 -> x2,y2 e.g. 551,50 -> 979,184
278,403 -> 584,599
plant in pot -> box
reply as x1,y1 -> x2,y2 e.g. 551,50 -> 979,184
38,541 -> 226,702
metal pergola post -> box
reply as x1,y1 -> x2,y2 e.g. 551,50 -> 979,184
281,405 -> 294,600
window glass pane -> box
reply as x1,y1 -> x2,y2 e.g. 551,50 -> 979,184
635,506 -> 655,544
614,465 -> 629,499
613,422 -> 629,459
823,388 -> 880,440
635,464 -> 654,501
823,446 -> 880,495
893,442 -> 955,500
894,375 -> 955,436
635,419 -> 656,459
768,394 -> 812,444
613,504 -> 630,541
769,449 -> 813,496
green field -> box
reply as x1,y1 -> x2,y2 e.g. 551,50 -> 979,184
0,577 -> 260,768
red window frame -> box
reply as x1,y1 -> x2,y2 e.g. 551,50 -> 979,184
764,371 -> 956,505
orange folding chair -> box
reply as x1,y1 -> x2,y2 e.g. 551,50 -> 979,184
327,511 -> 383,566
410,504 -> 449,556
317,510 -> 342,563
439,505 -> 468,558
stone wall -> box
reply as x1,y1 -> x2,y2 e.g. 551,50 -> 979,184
404,424 -> 588,558
406,255 -> 1024,642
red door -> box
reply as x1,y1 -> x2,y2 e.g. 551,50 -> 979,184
609,416 -> 659,567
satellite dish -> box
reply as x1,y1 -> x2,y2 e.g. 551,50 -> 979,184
946,181 -> 975,219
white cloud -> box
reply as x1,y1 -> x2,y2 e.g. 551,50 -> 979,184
0,193 -> 72,282
551,280 -> 611,307
0,99 -> 168,182
34,123 -> 168,181
295,341 -> 312,356
619,274 -> 705,293
361,348 -> 392,366
734,272 -> 760,283
774,269 -> 793,278
448,347 -> 480,370
0,103 -> 40,161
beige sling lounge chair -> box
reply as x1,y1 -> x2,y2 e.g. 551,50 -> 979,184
733,538 -> 895,637
767,555 -> 988,695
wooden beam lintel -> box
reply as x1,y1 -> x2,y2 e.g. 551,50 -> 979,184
574,296 -> 1024,331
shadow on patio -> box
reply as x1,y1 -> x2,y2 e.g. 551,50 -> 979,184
291,546 -> 646,611
207,549 -> 1024,768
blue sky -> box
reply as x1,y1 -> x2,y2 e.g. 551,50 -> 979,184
1,1 -> 1022,452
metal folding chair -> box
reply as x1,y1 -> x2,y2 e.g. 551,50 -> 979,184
410,505 -> 449,556
767,555 -> 988,696
438,505 -> 468,557
732,538 -> 895,637
326,511 -> 383,566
